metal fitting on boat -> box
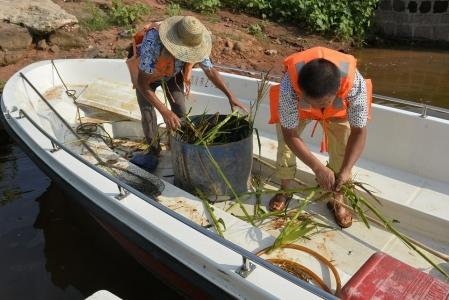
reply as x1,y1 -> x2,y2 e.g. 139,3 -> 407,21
236,257 -> 256,278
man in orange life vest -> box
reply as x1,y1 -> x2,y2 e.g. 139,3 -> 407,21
268,47 -> 372,228
128,16 -> 247,171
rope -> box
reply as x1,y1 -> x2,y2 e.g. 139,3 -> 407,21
51,60 -> 83,124
76,122 -> 114,148
51,60 -> 77,100
256,244 -> 342,295
20,72 -> 164,197
50,61 -> 114,151
266,259 -> 331,293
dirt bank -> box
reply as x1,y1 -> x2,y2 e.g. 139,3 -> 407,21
0,0 -> 351,83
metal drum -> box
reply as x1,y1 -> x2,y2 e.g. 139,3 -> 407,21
170,115 -> 253,196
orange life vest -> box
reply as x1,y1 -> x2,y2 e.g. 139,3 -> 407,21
126,23 -> 193,89
269,47 -> 373,152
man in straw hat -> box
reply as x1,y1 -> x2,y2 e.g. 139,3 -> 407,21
129,15 -> 247,171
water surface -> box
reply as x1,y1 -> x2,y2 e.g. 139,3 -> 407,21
354,48 -> 449,108
0,131 -> 182,300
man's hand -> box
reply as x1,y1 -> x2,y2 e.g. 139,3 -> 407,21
314,165 -> 336,191
202,67 -> 248,113
228,95 -> 248,113
161,109 -> 181,131
334,169 -> 351,192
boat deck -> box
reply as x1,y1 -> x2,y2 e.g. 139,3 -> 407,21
4,61 -> 448,299
150,138 -> 449,284
41,81 -> 449,287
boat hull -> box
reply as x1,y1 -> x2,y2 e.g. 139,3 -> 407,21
0,111 -> 234,300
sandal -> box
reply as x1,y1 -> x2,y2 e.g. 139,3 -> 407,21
326,201 -> 353,228
268,193 -> 293,212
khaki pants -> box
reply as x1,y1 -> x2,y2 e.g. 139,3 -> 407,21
276,120 -> 351,179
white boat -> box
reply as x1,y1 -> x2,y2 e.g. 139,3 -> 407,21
1,59 -> 448,299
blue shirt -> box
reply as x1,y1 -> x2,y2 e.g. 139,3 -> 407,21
138,29 -> 213,81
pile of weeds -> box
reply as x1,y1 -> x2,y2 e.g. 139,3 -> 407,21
177,111 -> 250,145
174,71 -> 270,146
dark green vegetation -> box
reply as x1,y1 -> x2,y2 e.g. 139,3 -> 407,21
81,0 -> 150,31
175,0 -> 379,44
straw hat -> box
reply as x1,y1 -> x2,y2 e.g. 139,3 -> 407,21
159,16 -> 212,63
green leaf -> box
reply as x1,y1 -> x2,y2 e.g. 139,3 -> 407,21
218,218 -> 227,230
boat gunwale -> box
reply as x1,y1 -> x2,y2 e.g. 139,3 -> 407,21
0,107 -> 236,299
0,90 -> 335,299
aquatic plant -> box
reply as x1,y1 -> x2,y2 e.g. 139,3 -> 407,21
177,111 -> 250,145
268,189 -> 333,252
174,70 -> 270,146
197,189 -> 226,237
242,180 -> 449,280
341,182 -> 449,279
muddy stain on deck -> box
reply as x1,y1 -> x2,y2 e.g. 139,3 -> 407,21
158,196 -> 209,226
43,87 -> 65,100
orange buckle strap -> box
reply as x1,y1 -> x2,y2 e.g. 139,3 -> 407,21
321,120 -> 329,153
311,119 -> 320,137
310,119 -> 329,153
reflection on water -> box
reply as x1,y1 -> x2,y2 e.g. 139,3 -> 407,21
354,48 -> 449,109
0,132 -> 182,300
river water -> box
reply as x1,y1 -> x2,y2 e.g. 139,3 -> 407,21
0,132 -> 182,299
1,47 -> 448,299
354,47 -> 449,108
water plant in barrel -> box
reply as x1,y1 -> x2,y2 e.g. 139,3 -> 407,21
170,72 -> 271,199
175,71 -> 270,146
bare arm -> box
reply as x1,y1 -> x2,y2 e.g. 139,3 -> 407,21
281,126 -> 335,190
136,69 -> 181,130
335,70 -> 369,189
203,67 -> 248,112
335,126 -> 367,189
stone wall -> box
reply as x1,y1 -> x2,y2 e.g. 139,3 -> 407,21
375,0 -> 449,41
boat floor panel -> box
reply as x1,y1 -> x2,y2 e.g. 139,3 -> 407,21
74,105 -> 449,283
146,146 -> 449,283
27,82 -> 449,289
257,134 -> 449,229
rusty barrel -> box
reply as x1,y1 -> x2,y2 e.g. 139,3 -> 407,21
170,115 -> 253,196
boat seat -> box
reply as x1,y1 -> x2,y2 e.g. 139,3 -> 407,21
76,79 -> 167,123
